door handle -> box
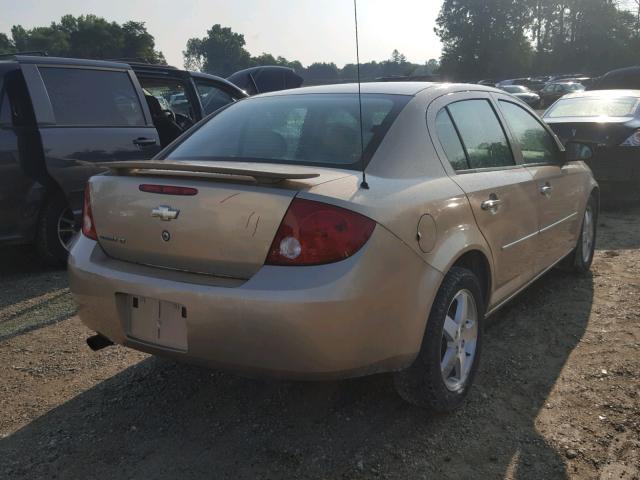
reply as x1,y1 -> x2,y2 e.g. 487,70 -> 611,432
133,137 -> 157,147
540,184 -> 553,197
481,198 -> 502,213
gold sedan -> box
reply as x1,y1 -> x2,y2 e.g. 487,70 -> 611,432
68,82 -> 598,411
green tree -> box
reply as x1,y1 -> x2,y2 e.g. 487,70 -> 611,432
183,24 -> 251,76
527,0 -> 638,74
12,24 -> 69,56
251,52 -> 278,66
303,62 -> 340,84
435,0 -> 533,80
0,33 -> 14,55
122,21 -> 166,63
8,15 -> 164,63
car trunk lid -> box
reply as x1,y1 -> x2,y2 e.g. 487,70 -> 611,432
545,117 -> 634,147
89,161 -> 349,279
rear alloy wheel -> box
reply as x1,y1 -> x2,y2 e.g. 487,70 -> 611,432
394,267 -> 484,411
564,195 -> 597,273
440,290 -> 479,392
36,194 -> 79,267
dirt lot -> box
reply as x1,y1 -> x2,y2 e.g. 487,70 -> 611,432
0,208 -> 639,480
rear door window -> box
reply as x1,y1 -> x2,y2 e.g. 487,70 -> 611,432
39,67 -> 145,126
194,81 -> 236,116
139,77 -> 195,122
447,99 -> 515,169
435,109 -> 468,170
499,100 -> 557,164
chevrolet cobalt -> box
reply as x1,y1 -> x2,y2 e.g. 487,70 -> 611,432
69,83 -> 598,411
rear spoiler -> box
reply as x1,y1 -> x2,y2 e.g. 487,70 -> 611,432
95,160 -> 320,184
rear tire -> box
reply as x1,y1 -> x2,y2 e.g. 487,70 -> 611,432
564,194 -> 597,273
35,194 -> 77,267
394,267 -> 484,411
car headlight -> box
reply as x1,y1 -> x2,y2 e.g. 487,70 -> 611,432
620,130 -> 640,147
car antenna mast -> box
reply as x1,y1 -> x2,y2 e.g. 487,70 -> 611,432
354,0 -> 369,189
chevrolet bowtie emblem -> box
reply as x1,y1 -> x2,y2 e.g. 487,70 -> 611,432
151,205 -> 180,221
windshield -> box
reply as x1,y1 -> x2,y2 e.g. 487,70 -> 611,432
545,96 -> 638,118
503,86 -> 529,93
166,93 -> 410,169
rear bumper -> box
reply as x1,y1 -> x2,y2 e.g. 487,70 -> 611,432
587,147 -> 639,183
586,148 -> 640,205
68,227 -> 442,380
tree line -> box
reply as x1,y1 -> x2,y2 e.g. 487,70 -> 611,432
0,15 -> 439,85
0,15 -> 165,64
436,0 -> 640,80
184,24 -> 440,83
3,3 -> 637,84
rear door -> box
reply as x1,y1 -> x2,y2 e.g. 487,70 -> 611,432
429,93 -> 540,305
0,76 -> 24,241
20,60 -> 160,214
497,98 -> 583,271
192,78 -> 239,117
135,72 -> 202,146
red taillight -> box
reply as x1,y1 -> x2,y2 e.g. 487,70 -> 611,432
139,184 -> 198,195
82,183 -> 97,240
265,198 -> 375,266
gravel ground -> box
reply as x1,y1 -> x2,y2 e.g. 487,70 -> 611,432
0,208 -> 638,480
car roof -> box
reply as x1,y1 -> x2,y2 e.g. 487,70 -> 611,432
253,82 -> 511,100
11,55 -> 131,70
560,89 -> 640,99
256,82 -> 438,97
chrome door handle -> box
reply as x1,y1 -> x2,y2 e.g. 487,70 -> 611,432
481,198 -> 502,212
540,184 -> 553,197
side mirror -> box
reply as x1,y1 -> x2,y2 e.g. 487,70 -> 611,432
564,141 -> 594,162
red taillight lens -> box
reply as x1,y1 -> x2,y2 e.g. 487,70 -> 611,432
82,183 -> 97,240
139,184 -> 198,195
265,198 -> 375,266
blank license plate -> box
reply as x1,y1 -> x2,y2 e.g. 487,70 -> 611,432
126,295 -> 187,351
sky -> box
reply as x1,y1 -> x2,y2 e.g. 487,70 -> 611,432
0,0 -> 444,68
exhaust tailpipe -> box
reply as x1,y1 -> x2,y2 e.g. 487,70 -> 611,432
86,333 -> 114,351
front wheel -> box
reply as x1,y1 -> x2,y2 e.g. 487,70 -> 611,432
394,267 -> 484,411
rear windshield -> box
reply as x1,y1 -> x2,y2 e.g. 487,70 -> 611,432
166,93 -> 410,169
545,96 -> 638,118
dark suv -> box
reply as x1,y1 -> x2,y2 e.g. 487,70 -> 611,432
0,55 -> 247,265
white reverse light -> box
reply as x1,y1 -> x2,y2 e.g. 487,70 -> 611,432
279,236 -> 302,259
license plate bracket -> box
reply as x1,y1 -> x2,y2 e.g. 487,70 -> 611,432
126,295 -> 187,351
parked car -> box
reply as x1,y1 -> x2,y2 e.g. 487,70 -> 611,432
588,66 -> 640,90
539,82 -> 585,108
498,85 -> 541,107
496,77 -> 546,92
69,82 -> 598,411
549,73 -> 588,82
227,66 -> 303,95
543,89 -> 640,203
0,54 -> 248,265
127,62 -> 247,147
